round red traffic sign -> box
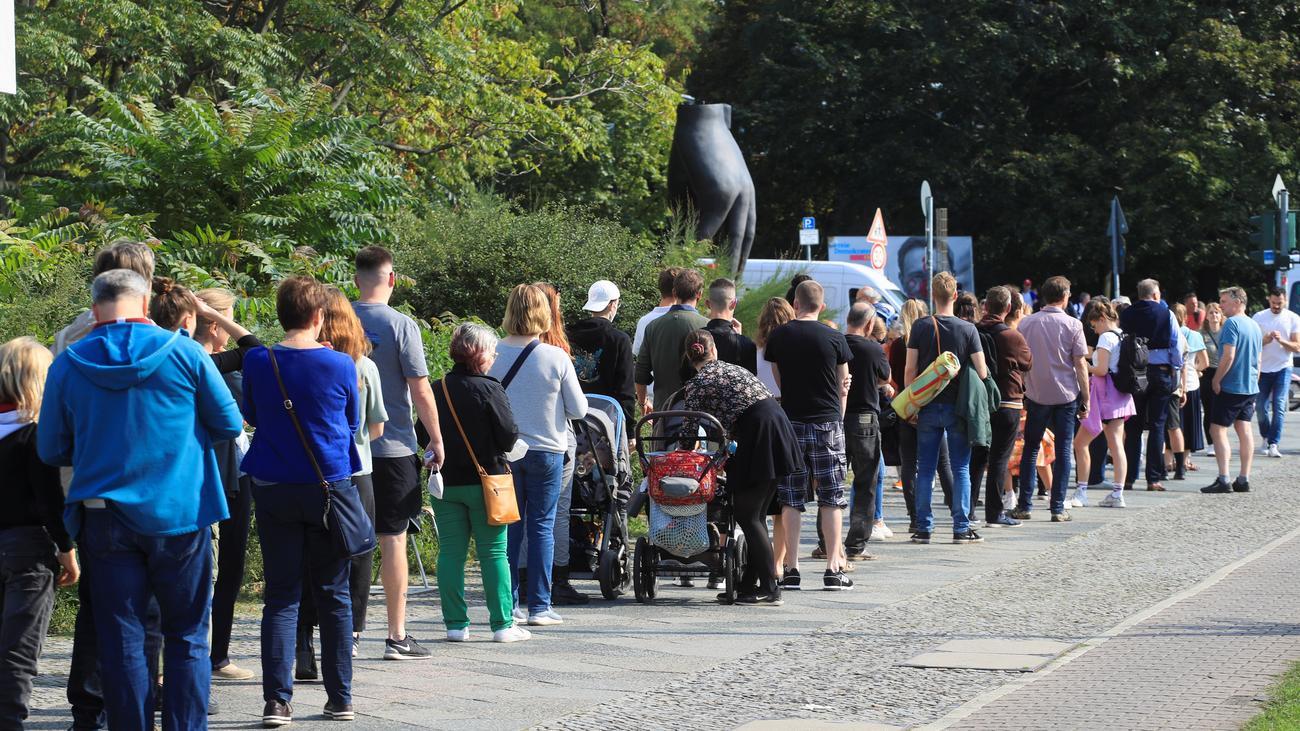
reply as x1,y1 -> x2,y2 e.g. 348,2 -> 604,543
870,243 -> 887,270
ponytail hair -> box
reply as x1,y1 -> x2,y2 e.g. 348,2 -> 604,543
149,277 -> 196,331
683,329 -> 717,367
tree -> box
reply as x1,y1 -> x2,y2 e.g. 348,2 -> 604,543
689,0 -> 1300,295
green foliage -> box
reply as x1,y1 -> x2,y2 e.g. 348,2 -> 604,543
394,192 -> 670,329
691,0 -> 1300,295
1245,660 -> 1300,731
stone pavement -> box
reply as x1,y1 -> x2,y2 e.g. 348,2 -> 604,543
941,526 -> 1300,731
24,413 -> 1300,730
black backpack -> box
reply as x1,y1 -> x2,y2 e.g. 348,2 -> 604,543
1113,333 -> 1150,395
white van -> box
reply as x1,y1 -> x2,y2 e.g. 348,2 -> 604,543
730,259 -> 907,327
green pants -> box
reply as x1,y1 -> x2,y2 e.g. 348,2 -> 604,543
430,485 -> 513,632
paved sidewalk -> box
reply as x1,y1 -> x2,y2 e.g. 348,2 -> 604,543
24,414 -> 1300,729
945,528 -> 1300,731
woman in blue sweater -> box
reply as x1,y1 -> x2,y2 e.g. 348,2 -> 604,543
240,276 -> 361,728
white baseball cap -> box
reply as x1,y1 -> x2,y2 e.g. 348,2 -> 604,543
583,280 -> 621,312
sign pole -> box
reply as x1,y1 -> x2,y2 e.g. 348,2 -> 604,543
1278,182 -> 1289,290
920,181 -> 933,311
1110,197 -> 1119,298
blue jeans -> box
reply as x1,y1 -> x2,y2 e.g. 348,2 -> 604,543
1017,398 -> 1079,514
914,403 -> 973,534
508,450 -> 565,614
79,509 -> 211,731
874,458 -> 886,521
1257,367 -> 1291,446
254,482 -> 352,706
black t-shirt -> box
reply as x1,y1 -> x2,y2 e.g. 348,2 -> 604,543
764,319 -> 853,423
906,315 -> 982,405
845,334 -> 890,415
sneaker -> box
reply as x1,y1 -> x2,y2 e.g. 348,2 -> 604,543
1051,512 -> 1072,522
445,628 -> 470,642
780,567 -> 801,591
1099,491 -> 1127,508
1073,486 -> 1088,507
209,698 -> 220,716
1200,478 -> 1232,494
1268,444 -> 1282,458
953,529 -> 984,543
845,550 -> 877,561
511,607 -> 527,622
527,610 -> 564,626
1001,490 -> 1017,510
823,569 -> 855,591
493,626 -> 532,643
706,576 -> 724,590
1233,476 -> 1251,493
873,520 -> 894,539
212,663 -> 255,681
810,546 -> 827,559
986,512 -> 1021,527
383,635 -> 432,660
262,700 -> 292,728
737,590 -> 784,605
676,576 -> 695,588
911,531 -> 931,544
352,635 -> 359,658
323,700 -> 354,721
1009,509 -> 1032,520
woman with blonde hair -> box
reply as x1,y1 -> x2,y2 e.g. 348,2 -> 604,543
0,337 -> 79,727
754,296 -> 795,573
295,288 -> 389,678
488,284 -> 587,626
1199,302 -> 1226,451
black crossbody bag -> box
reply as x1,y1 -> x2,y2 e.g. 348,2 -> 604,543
267,347 -> 377,558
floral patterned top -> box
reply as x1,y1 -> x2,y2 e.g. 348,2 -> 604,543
681,359 -> 773,437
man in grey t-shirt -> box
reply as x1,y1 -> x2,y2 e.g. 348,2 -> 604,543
351,245 -> 443,661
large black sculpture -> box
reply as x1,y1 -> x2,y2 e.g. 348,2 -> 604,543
667,103 -> 756,277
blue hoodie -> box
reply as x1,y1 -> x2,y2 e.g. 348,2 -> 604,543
37,321 -> 244,538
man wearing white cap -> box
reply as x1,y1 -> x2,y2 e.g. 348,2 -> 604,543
567,279 -> 636,434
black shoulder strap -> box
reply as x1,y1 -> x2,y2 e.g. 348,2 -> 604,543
501,339 -> 540,390
265,347 -> 329,491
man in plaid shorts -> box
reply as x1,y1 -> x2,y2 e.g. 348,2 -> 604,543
763,280 -> 855,591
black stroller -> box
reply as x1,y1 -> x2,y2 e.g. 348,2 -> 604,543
632,410 -> 747,604
568,394 -> 634,599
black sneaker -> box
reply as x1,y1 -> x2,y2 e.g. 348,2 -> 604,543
911,531 -> 931,544
1232,476 -> 1251,493
779,567 -> 801,591
953,529 -> 984,543
1009,509 -> 1032,520
383,635 -> 432,661
1201,477 -> 1232,494
823,569 -> 855,591
737,590 -> 784,605
262,700 -> 292,728
1051,512 -> 1072,522
324,700 -> 354,721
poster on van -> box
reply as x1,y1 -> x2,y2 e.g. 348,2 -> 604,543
829,235 -> 975,301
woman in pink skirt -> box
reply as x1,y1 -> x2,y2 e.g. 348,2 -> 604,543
1072,300 -> 1136,508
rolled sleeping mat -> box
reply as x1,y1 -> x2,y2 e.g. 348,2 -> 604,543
891,351 -> 961,421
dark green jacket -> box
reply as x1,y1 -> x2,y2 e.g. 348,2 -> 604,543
635,306 -> 709,410
956,363 -> 1000,448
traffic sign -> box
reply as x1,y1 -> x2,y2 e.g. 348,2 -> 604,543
800,216 -> 816,230
870,243 -> 887,270
866,208 -> 888,246
920,181 -> 931,216
799,228 -> 819,246
1274,174 -> 1286,201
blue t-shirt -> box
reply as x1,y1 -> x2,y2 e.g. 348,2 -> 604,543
1217,314 -> 1262,395
241,346 -> 362,483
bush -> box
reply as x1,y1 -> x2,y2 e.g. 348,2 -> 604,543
394,194 -> 672,330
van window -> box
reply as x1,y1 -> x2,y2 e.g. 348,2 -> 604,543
1291,282 -> 1300,316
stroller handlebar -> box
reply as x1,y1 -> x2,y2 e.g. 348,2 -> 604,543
633,410 -> 728,467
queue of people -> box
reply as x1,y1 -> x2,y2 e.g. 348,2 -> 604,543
1,239 -> 1295,730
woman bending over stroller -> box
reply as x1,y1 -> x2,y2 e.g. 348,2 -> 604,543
681,330 -> 800,605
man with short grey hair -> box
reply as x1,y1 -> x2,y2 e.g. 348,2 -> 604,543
1202,286 -> 1262,493
39,269 -> 242,729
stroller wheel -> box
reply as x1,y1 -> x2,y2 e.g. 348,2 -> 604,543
598,547 -> 625,600
633,537 -> 657,603
721,538 -> 738,605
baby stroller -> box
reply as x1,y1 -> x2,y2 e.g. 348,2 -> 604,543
632,410 -> 746,604
569,394 -> 634,600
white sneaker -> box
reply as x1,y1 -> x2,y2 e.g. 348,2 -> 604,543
1073,486 -> 1088,508
1001,490 -> 1017,511
1099,491 -> 1126,508
493,626 -> 532,643
1206,446 -> 1215,457
869,520 -> 890,541
878,521 -> 894,539
445,628 -> 470,642
1268,444 -> 1282,458
511,607 -> 526,622
527,610 -> 564,626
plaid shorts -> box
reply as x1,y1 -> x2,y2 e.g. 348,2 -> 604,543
777,420 -> 848,510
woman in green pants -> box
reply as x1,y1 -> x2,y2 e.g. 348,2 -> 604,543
430,323 -> 532,643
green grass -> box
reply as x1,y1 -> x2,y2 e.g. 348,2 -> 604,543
1246,662 -> 1300,730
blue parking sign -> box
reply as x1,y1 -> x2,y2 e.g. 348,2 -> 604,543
801,216 -> 816,230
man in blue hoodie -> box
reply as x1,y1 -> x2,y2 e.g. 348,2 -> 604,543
38,268 -> 243,730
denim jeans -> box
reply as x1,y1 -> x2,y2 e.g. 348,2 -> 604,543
844,412 -> 882,552
1123,365 -> 1175,484
253,482 -> 352,707
1257,367 -> 1291,447
1017,398 -> 1079,514
0,527 -> 57,728
508,450 -> 565,614
874,458 -> 886,521
914,403 -> 973,534
80,509 -> 212,731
